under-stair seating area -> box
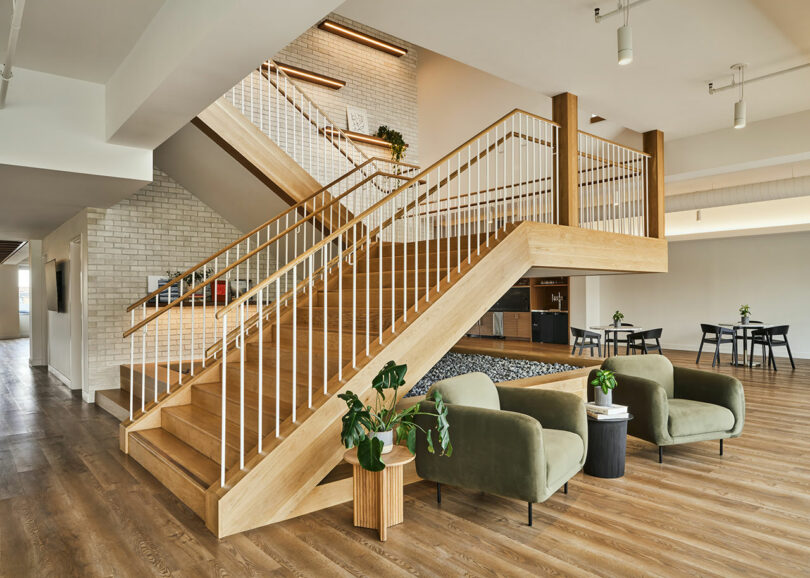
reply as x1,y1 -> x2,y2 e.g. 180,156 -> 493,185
116,60 -> 667,537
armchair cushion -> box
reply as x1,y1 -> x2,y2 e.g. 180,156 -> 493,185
667,399 -> 735,438
673,367 -> 745,436
430,372 -> 500,410
602,355 -> 675,398
543,429 -> 585,488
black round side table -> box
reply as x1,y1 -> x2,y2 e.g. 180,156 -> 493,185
584,414 -> 633,478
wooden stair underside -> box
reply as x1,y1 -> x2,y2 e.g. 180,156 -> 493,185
121,222 -> 667,537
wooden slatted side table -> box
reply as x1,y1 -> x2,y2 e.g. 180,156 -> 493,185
344,445 -> 416,541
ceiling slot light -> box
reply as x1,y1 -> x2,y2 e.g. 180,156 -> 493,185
318,20 -> 407,57
732,63 -> 746,129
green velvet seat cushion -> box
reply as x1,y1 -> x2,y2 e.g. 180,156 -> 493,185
668,398 -> 735,438
603,355 -> 675,398
429,372 -> 500,410
543,429 -> 585,488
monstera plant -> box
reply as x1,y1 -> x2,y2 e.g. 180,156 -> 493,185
338,361 -> 452,471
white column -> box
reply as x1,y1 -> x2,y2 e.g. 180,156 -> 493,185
28,240 -> 48,366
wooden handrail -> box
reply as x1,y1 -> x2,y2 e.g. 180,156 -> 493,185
123,169 -> 413,337
217,108 -> 557,319
126,155 -> 412,313
578,130 -> 651,157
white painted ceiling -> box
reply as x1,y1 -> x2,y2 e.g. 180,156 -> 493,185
337,0 -> 810,140
0,0 -> 165,83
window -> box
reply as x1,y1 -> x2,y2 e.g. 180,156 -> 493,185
18,267 -> 30,314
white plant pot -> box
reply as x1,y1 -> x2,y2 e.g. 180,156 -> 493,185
372,430 -> 395,454
594,387 -> 613,407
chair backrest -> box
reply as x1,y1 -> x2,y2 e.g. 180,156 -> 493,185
428,372 -> 500,410
602,355 -> 675,398
621,322 -> 633,327
571,327 -> 586,338
641,328 -> 663,339
700,323 -> 721,334
767,325 -> 789,337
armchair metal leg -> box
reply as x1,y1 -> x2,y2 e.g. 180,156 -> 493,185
564,482 -> 568,494
658,446 -> 663,463
437,482 -> 441,504
528,502 -> 533,527
720,439 -> 723,456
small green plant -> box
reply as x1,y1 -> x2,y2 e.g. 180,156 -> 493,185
590,369 -> 618,395
166,267 -> 214,292
739,304 -> 751,317
376,125 -> 407,163
612,310 -> 625,323
338,361 -> 452,471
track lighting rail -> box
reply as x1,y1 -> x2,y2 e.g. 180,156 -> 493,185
594,0 -> 654,23
708,62 -> 810,94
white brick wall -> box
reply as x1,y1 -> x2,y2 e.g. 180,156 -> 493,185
86,167 -> 242,392
274,13 -> 419,164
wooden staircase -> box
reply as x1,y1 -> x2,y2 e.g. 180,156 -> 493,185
118,104 -> 668,538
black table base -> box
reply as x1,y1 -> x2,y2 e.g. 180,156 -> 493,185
584,417 -> 630,478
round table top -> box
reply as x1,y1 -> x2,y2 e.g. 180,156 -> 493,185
590,325 -> 642,332
588,413 -> 634,423
344,444 -> 415,467
719,322 -> 770,329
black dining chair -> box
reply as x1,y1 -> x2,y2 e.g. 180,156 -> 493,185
571,327 -> 601,357
750,325 -> 795,371
626,328 -> 663,355
696,323 -> 736,367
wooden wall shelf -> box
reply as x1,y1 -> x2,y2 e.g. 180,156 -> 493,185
322,127 -> 409,150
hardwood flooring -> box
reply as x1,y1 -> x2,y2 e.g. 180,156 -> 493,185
1,337 -> 809,576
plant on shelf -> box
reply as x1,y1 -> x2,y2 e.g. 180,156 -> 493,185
612,310 -> 625,328
338,360 -> 452,472
590,369 -> 618,407
739,304 -> 751,324
376,125 -> 407,163
165,267 -> 214,299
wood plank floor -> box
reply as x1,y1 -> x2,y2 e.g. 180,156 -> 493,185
1,337 -> 808,577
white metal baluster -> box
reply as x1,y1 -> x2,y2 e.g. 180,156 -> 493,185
258,288 -> 263,451
191,275 -> 195,376
467,145 -> 472,263
259,65 -> 263,134
486,132 -> 491,244
284,76 -> 288,154
202,272 -> 207,368
239,302 -> 245,469
129,311 -> 134,419
275,67 -> 280,144
436,166 -> 441,291
477,139 -> 481,253
403,195 -> 408,323
141,304 -> 146,412
275,281 -> 280,436
425,174 -> 431,302
337,235 -> 343,379
154,316 -> 158,402
292,267 -> 297,423
378,221 -> 383,344
179,280 -> 184,382
323,249 -> 329,392
390,198 -> 396,334
308,255 -> 313,407
446,161 -> 451,282
250,69 -> 254,125
555,126 -> 560,224
415,184 -> 419,313
365,232 -> 370,355
494,125 -> 499,238
220,314 -> 227,487
351,224 -> 357,365
511,115 -> 516,225
455,152 -> 461,273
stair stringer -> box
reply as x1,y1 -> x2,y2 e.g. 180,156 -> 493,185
207,224 -> 534,538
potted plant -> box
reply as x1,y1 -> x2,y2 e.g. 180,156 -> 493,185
591,369 -> 617,407
376,125 -> 407,163
612,310 -> 625,328
739,304 -> 751,325
338,361 -> 452,472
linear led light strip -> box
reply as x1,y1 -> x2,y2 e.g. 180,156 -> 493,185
268,62 -> 346,89
318,20 -> 407,57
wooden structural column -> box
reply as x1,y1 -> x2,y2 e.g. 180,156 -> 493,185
552,92 -> 579,227
643,129 -> 665,238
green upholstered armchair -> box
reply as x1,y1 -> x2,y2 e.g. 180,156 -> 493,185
592,356 -> 744,463
414,372 -> 587,526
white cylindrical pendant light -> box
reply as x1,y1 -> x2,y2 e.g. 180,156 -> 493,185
617,24 -> 633,65
734,99 -> 746,129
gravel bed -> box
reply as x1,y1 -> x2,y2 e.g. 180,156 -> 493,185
405,352 -> 580,397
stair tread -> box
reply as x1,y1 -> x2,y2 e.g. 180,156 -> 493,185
163,404 -> 254,448
133,428 -> 219,488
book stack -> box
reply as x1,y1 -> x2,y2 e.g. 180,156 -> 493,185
586,403 -> 629,420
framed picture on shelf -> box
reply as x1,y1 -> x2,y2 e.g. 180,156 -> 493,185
346,106 -> 368,134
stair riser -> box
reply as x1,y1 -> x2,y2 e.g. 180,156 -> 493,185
192,387 -> 290,430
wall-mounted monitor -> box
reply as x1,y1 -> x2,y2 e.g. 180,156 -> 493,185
45,259 -> 67,313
